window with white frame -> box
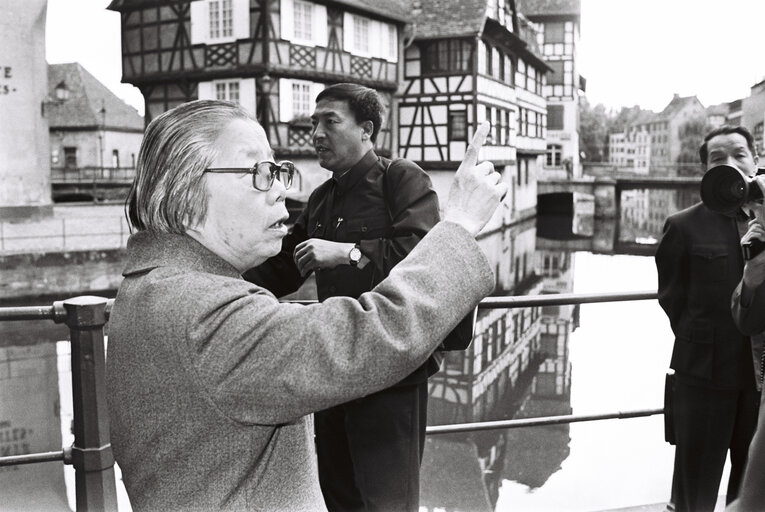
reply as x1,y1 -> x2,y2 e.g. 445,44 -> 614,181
293,0 -> 313,41
280,0 -> 328,46
292,81 -> 313,117
198,78 -> 256,115
215,80 -> 240,103
209,0 -> 233,39
190,0 -> 249,44
343,13 -> 397,62
546,144 -> 562,166
279,78 -> 324,122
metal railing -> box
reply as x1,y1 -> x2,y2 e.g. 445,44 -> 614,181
51,167 -> 136,184
0,290 -> 658,511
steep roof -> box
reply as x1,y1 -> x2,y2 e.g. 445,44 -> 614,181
327,0 -> 410,22
47,63 -> 144,131
411,0 -> 488,39
706,103 -> 729,116
660,94 -> 705,117
108,0 -> 410,22
515,0 -> 580,17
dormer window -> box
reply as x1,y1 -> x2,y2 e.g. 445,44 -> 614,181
55,81 -> 70,101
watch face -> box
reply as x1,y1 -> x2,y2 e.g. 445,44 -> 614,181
350,247 -> 362,263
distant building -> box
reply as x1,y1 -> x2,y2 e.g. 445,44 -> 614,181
608,94 -> 706,176
516,0 -> 584,179
706,103 -> 729,128
401,0 -> 550,227
726,98 -> 743,127
741,79 -> 765,156
47,63 -> 144,175
607,123 -> 650,174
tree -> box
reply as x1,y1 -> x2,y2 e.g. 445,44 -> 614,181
578,97 -> 610,162
578,99 -> 651,163
676,115 -> 710,176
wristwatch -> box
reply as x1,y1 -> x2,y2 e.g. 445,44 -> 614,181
349,244 -> 362,266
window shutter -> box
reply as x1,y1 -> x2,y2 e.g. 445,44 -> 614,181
190,0 -> 208,44
313,3 -> 328,46
198,81 -> 214,100
233,0 -> 250,39
343,12 -> 353,51
279,78 -> 293,122
369,20 -> 381,58
312,82 -> 325,106
240,78 -> 256,116
388,24 -> 398,62
281,0 -> 294,41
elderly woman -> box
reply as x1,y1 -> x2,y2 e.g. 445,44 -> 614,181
106,99 -> 505,511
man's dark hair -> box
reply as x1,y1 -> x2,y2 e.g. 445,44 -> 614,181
316,83 -> 385,143
699,124 -> 757,165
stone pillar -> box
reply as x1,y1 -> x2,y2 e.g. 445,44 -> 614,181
0,0 -> 53,219
593,177 -> 617,219
592,216 -> 616,254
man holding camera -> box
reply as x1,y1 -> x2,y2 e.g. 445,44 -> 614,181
655,125 -> 761,512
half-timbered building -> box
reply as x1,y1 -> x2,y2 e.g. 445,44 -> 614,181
106,0 -> 409,201
516,0 -> 584,178
401,0 -> 549,229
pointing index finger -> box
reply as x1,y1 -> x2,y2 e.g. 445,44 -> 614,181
460,121 -> 490,170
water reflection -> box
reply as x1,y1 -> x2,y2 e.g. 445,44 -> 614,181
421,188 -> 694,511
0,188 -> 697,511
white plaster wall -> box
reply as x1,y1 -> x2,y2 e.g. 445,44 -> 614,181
0,0 -> 52,208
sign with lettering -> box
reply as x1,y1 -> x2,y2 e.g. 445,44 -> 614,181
0,420 -> 33,467
0,66 -> 17,95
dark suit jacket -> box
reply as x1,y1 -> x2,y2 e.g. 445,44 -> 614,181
245,149 -> 441,385
656,202 -> 757,390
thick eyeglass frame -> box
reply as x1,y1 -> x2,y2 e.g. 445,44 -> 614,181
204,161 -> 296,191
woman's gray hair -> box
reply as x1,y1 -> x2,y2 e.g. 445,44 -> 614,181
127,99 -> 258,233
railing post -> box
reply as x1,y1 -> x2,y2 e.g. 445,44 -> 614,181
58,296 -> 118,512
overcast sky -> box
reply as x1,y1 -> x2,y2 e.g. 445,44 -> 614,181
45,0 -> 765,116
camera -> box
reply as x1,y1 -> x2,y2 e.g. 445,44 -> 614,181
700,164 -> 765,260
700,165 -> 764,215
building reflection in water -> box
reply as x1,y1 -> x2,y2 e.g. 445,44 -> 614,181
421,187 -> 693,511
0,341 -> 71,511
619,188 -> 698,244
421,217 -> 575,511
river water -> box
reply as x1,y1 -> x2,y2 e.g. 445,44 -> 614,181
0,189 -> 716,511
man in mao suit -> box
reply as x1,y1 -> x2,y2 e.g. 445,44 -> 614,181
244,83 -> 442,511
655,125 -> 762,512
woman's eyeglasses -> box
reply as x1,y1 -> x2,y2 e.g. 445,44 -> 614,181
204,161 -> 296,191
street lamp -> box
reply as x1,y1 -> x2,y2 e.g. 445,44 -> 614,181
98,100 -> 106,179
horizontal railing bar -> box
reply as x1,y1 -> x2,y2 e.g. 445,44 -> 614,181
284,290 -> 658,309
0,300 -> 114,322
479,290 -> 656,308
0,450 -> 67,467
0,292 -> 657,323
426,407 -> 664,434
0,305 -> 58,321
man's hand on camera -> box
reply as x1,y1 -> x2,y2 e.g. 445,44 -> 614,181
444,121 -> 508,236
742,202 -> 765,291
